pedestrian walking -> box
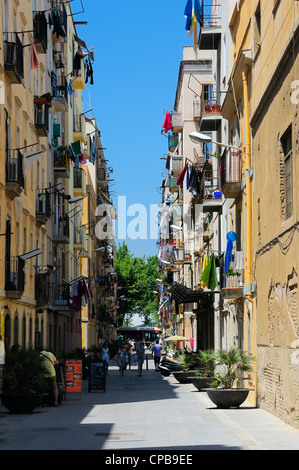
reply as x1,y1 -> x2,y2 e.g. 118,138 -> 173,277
136,341 -> 145,377
152,339 -> 162,371
101,343 -> 110,376
125,345 -> 132,370
117,344 -> 126,376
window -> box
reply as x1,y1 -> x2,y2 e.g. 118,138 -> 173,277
253,1 -> 261,56
281,126 -> 293,220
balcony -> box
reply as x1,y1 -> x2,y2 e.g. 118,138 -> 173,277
168,134 -> 179,152
198,0 -> 222,50
53,283 -> 69,309
74,225 -> 88,252
53,213 -> 70,244
73,168 -> 86,196
33,11 -> 48,53
5,256 -> 25,299
3,33 -> 24,84
35,272 -> 51,307
54,147 -> 70,178
97,165 -> 107,188
36,189 -> 51,226
166,155 -> 183,178
173,247 -> 184,265
171,113 -> 183,133
6,150 -> 24,199
51,4 -> 67,44
220,147 -> 242,198
51,72 -> 68,112
198,164 -> 223,212
72,59 -> 85,90
73,115 -> 86,143
168,176 -> 179,193
199,95 -> 222,132
34,101 -> 49,136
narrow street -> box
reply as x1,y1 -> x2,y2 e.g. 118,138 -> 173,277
1,352 -> 299,454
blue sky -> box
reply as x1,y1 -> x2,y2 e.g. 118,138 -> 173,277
73,0 -> 193,258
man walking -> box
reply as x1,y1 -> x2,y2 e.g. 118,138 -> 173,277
152,340 -> 162,371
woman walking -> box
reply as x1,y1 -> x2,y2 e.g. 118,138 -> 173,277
101,343 -> 110,376
136,341 -> 145,376
117,344 -> 126,376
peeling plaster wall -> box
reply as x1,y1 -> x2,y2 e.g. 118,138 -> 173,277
256,252 -> 299,427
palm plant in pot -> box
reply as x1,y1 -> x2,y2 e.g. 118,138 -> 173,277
1,347 -> 48,413
172,353 -> 198,383
203,348 -> 254,408
189,350 -> 216,391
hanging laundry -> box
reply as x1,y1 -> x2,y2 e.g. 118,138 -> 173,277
67,81 -> 73,96
89,134 -> 97,164
199,252 -> 218,291
186,165 -> 190,190
31,41 -> 40,70
176,163 -> 189,186
52,9 -> 66,39
184,0 -> 193,31
85,57 -> 94,85
188,165 -> 200,197
201,253 -> 208,288
81,149 -> 87,165
162,111 -> 172,134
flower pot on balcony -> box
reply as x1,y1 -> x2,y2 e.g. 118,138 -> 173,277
212,104 -> 221,113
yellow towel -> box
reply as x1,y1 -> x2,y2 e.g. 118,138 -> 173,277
201,253 -> 207,288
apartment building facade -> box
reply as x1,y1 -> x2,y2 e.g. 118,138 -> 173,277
159,0 -> 299,425
0,0 -> 117,357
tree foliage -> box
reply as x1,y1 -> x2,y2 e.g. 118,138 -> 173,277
114,242 -> 159,326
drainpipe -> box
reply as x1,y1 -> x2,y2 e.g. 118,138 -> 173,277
242,68 -> 252,288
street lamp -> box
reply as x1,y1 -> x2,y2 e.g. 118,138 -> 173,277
189,131 -> 239,149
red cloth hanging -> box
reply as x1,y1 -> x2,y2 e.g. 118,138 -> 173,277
31,42 -> 40,70
162,112 -> 172,133
176,163 -> 189,185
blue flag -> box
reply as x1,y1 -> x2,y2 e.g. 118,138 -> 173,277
194,0 -> 202,23
184,0 -> 193,31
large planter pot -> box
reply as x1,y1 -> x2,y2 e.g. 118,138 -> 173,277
203,388 -> 254,409
0,393 -> 44,414
172,370 -> 196,384
189,376 -> 213,391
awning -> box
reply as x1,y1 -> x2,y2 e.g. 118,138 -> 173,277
169,283 -> 204,303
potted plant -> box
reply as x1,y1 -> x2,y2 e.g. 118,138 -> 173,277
172,353 -> 198,383
1,347 -> 48,413
189,350 -> 216,391
203,348 -> 254,408
34,93 -> 53,107
224,268 -> 240,287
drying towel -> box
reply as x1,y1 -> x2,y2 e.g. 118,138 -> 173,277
31,41 -> 40,70
176,163 -> 189,186
201,253 -> 208,288
162,112 -> 172,133
200,252 -> 218,291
